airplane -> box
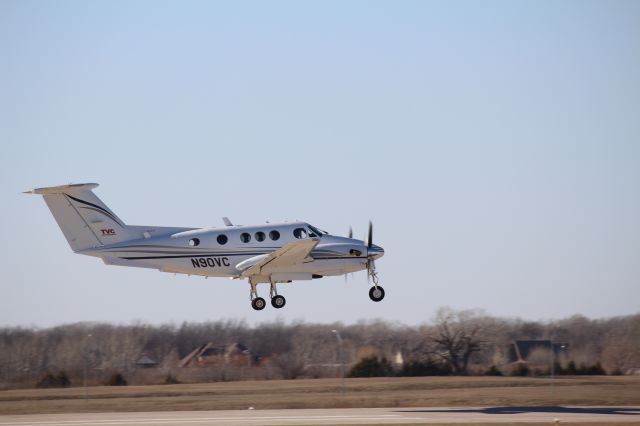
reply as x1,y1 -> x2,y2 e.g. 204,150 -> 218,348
25,183 -> 385,310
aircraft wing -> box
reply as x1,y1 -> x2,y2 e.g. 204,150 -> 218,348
238,238 -> 320,277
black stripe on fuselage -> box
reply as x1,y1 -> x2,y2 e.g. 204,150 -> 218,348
103,244 -> 284,251
121,253 -> 268,260
120,254 -> 366,260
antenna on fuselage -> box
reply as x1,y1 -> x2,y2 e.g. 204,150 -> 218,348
222,217 -> 233,226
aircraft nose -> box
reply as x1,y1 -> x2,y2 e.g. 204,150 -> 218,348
368,244 -> 385,259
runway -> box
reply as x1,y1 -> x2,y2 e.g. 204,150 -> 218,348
0,407 -> 639,425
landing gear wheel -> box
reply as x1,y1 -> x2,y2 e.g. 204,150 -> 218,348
251,297 -> 266,311
369,286 -> 385,302
271,295 -> 286,309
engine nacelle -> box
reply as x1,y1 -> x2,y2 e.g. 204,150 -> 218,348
314,243 -> 368,258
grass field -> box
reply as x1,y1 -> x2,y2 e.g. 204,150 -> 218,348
0,375 -> 638,415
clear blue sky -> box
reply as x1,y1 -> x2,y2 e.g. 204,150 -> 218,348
1,0 -> 639,327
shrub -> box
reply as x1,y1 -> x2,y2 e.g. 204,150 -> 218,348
36,372 -> 71,388
586,362 -> 606,375
575,362 -> 606,375
164,374 -> 180,384
565,360 -> 578,375
541,362 -> 562,376
509,363 -> 530,377
400,359 -> 452,376
532,368 -> 547,377
552,361 -> 564,375
484,365 -> 503,376
106,373 -> 127,386
347,356 -> 394,378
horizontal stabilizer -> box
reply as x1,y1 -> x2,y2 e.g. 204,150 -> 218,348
24,183 -> 99,195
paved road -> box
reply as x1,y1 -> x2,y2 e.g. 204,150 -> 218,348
0,407 -> 639,425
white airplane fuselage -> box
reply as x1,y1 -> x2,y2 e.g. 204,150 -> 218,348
82,221 -> 383,284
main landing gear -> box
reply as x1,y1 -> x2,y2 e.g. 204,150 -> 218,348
249,280 -> 286,311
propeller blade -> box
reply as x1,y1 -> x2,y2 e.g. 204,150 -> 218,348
348,226 -> 353,239
367,221 -> 373,248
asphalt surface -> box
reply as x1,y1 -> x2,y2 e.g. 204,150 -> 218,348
0,406 -> 639,425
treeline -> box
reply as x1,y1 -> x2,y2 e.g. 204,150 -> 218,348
0,308 -> 638,389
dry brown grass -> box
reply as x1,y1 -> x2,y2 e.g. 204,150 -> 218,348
0,376 -> 638,415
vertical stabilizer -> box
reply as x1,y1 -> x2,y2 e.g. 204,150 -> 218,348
25,183 -> 136,251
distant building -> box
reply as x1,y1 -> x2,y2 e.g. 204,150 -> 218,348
135,355 -> 158,368
393,350 -> 404,367
506,340 -> 569,364
179,342 -> 255,367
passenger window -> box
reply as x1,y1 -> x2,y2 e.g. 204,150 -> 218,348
255,231 -> 266,242
217,234 -> 228,245
240,233 -> 251,243
269,230 -> 280,241
293,228 -> 308,239
189,238 -> 200,247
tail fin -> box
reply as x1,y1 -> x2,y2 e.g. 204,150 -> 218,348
25,183 -> 138,251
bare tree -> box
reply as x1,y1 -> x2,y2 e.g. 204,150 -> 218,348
429,307 -> 485,375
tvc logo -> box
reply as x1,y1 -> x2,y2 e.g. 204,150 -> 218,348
100,228 -> 116,236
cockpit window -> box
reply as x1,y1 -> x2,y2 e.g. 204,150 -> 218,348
308,225 -> 327,237
293,228 -> 308,239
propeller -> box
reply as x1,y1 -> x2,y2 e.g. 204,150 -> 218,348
345,221 -> 379,285
365,220 -> 379,286
345,225 -> 354,282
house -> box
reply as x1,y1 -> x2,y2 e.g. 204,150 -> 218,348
135,355 -> 158,368
179,342 -> 255,367
506,340 -> 569,364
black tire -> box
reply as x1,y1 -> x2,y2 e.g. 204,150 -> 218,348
369,286 -> 385,302
271,295 -> 286,309
251,297 -> 266,311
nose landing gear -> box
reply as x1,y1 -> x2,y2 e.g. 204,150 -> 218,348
367,258 -> 385,302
